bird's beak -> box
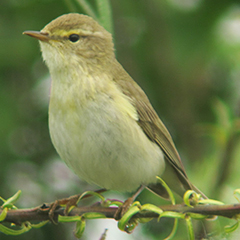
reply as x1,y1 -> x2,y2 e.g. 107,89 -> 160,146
23,31 -> 50,41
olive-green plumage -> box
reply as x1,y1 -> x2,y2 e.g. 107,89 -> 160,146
23,13 -> 206,199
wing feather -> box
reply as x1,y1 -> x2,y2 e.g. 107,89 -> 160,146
112,60 -> 194,194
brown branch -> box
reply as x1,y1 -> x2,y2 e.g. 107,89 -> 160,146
1,201 -> 240,225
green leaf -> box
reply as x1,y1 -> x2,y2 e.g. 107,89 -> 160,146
224,221 -> 239,233
118,205 -> 140,231
74,217 -> 86,238
141,203 -> 163,215
183,190 -> 200,207
1,190 -> 21,209
159,211 -> 185,220
78,190 -> 105,204
0,208 -> 8,221
198,199 -> 224,205
156,176 -> 176,205
185,215 -> 194,240
58,215 -> 82,223
0,222 -> 31,235
31,221 -> 49,229
164,219 -> 178,240
107,199 -> 123,207
82,212 -> 106,219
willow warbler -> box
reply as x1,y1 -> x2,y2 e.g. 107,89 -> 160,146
23,13 -> 205,199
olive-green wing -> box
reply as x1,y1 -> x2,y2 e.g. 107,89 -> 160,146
112,61 -> 193,194
135,98 -> 195,195
135,96 -> 208,198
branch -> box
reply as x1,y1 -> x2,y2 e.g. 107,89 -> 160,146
2,201 -> 240,225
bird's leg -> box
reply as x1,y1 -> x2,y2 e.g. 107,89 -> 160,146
48,188 -> 107,222
114,185 -> 145,220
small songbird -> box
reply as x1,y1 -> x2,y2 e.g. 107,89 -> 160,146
23,13 -> 206,200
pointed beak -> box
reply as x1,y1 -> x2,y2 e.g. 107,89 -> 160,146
23,31 -> 50,41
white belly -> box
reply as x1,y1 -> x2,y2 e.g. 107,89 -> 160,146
49,86 -> 165,192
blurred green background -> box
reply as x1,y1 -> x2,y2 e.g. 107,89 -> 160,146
1,0 -> 240,239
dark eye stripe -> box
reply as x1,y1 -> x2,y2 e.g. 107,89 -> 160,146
69,34 -> 80,42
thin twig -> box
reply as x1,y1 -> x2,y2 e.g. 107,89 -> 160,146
2,201 -> 240,225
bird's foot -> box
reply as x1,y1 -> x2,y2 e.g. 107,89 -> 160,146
48,194 -> 81,223
114,185 -> 145,220
47,188 -> 107,223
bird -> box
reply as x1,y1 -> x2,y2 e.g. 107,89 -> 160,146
23,13 -> 206,205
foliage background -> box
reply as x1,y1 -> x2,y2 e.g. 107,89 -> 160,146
1,0 -> 240,239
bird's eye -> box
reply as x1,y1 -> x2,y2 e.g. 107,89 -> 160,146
69,34 -> 80,42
